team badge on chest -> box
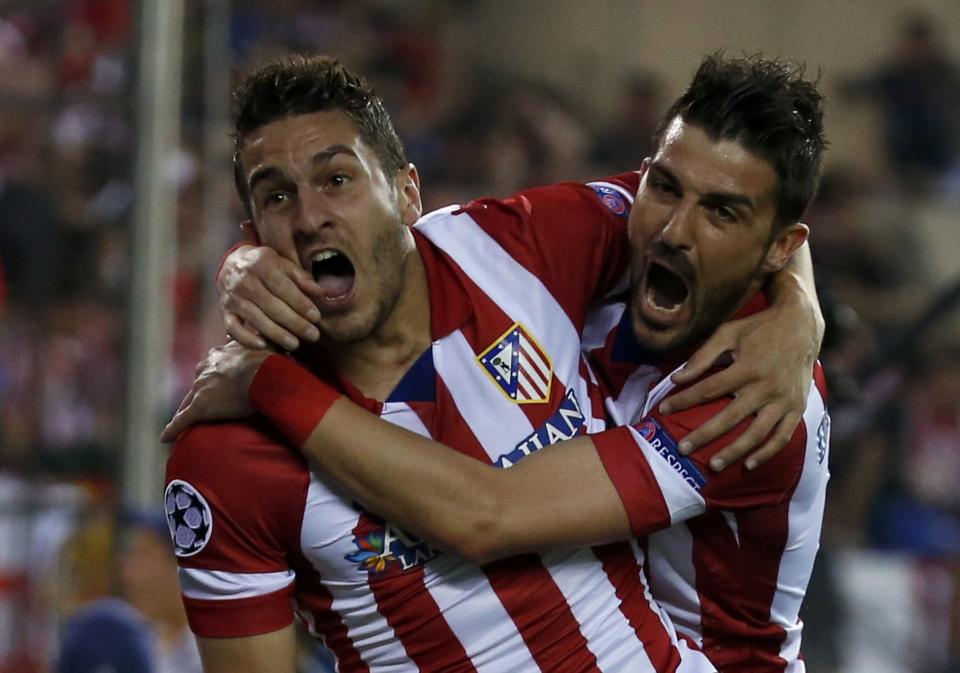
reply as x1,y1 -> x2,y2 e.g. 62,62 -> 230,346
477,322 -> 553,404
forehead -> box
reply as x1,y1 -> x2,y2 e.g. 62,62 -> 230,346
653,117 -> 778,203
239,110 -> 372,179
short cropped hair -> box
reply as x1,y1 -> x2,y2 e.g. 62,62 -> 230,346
655,53 -> 826,228
232,55 -> 408,218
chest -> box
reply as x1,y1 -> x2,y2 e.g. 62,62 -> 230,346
296,319 -> 606,585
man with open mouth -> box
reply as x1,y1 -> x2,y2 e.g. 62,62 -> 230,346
164,54 -> 827,672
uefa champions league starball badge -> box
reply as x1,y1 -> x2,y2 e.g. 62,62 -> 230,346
165,479 -> 214,557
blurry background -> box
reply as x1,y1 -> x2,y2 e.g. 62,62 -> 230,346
0,0 -> 959,671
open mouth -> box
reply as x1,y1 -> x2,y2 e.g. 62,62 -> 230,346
639,260 -> 692,327
311,249 -> 356,303
646,261 -> 689,310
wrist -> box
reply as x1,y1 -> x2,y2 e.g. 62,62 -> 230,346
248,354 -> 341,447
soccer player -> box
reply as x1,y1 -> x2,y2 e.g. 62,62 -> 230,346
164,55 -> 824,672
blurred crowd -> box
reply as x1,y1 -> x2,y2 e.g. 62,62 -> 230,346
0,1 -> 959,671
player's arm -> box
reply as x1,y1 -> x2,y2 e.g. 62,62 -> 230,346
665,240 -> 823,468
166,421 -> 304,657
249,357 -> 804,560
197,626 -> 297,673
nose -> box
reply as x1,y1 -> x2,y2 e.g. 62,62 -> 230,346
658,199 -> 695,251
294,187 -> 335,234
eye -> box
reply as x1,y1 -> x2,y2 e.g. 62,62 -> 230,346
262,191 -> 290,209
651,179 -> 679,197
328,173 -> 351,188
713,205 -> 739,222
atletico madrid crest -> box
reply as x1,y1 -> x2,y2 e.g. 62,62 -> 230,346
477,323 -> 553,404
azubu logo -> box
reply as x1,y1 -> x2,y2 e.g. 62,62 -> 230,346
346,519 -> 439,576
494,390 -> 586,468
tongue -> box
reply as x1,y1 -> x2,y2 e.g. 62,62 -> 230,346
315,274 -> 353,299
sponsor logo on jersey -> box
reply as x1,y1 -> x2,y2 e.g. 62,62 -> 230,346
346,518 -> 439,576
636,418 -> 707,491
478,322 -> 553,404
495,389 -> 586,468
817,411 -> 830,465
587,182 -> 629,217
164,479 -> 214,557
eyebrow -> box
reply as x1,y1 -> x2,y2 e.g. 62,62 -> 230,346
650,162 -> 757,213
247,144 -> 360,193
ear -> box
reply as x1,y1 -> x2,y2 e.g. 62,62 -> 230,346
396,163 -> 423,227
761,222 -> 809,273
637,157 -> 652,181
239,219 -> 261,245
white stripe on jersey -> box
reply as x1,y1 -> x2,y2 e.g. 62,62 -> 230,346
178,567 -> 294,600
625,425 -> 706,523
299,473 -> 408,670
374,401 -> 541,673
423,558 -> 540,673
434,330 -> 534,449
770,384 -> 829,669
417,210 -> 582,387
542,547 -> 659,672
419,208 -> 608,437
582,302 -> 625,353
586,180 -> 636,205
644,525 -> 704,646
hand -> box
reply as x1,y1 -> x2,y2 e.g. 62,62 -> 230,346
219,244 -> 325,351
161,342 -> 273,442
660,296 -> 820,471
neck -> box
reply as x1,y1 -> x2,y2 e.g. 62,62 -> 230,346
330,249 -> 432,401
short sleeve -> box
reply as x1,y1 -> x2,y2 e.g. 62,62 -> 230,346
165,419 -> 310,637
593,392 -> 806,537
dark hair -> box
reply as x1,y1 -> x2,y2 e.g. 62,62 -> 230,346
654,53 -> 826,228
232,55 -> 408,218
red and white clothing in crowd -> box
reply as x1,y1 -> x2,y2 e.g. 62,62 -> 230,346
584,292 -> 830,673
166,175 -> 713,673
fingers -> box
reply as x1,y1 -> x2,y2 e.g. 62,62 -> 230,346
224,313 -> 268,350
744,413 -> 801,470
702,405 -> 781,470
676,391 -> 755,456
670,323 -> 737,385
227,296 -> 301,351
260,263 -> 324,328
661,366 -> 740,414
161,388 -> 197,442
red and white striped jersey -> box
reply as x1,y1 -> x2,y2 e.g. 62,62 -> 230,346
584,292 -> 831,673
165,175 -> 715,673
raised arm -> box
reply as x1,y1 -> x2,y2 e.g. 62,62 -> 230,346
161,344 -> 803,564
664,241 -> 823,469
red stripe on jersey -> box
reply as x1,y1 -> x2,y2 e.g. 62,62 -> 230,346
592,542 -> 682,672
483,555 -> 602,673
521,342 -> 549,382
593,427 -> 673,535
687,480 -> 799,672
354,514 -> 477,673
291,557 -> 370,673
434,378 -> 493,463
368,567 -> 477,672
182,586 -> 295,638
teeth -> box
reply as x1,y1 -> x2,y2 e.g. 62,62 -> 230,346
312,250 -> 341,263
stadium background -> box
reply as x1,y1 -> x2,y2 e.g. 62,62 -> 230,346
1,0 -> 959,671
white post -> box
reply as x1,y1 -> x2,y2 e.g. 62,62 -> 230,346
122,0 -> 184,510
201,0 -> 236,347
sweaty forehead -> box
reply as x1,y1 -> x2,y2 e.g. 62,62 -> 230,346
654,118 -> 778,205
240,110 -> 372,179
